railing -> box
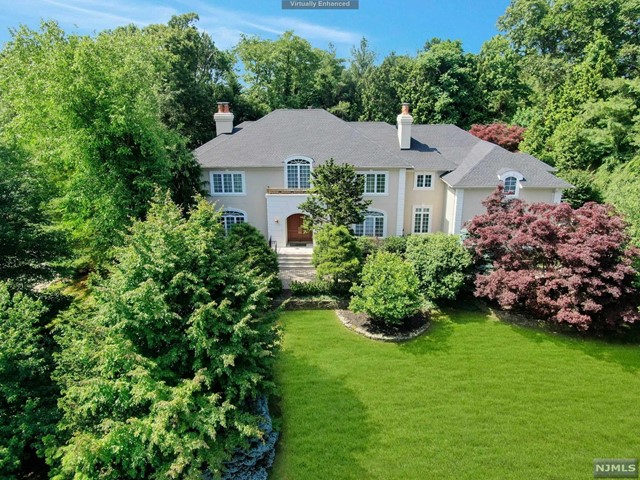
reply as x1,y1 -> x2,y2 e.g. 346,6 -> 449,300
269,236 -> 278,253
266,188 -> 309,194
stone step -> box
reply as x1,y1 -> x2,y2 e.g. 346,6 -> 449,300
279,261 -> 314,268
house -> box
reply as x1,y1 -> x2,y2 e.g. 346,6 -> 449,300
195,102 -> 571,246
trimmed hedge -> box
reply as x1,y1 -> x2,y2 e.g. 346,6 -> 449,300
290,280 -> 334,297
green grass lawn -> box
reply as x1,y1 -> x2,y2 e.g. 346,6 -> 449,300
270,308 -> 640,480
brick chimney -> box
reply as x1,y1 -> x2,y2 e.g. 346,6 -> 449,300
214,101 -> 234,135
397,102 -> 413,149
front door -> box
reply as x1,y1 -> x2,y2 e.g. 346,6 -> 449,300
287,214 -> 312,243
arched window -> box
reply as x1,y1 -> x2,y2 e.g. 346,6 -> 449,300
503,176 -> 517,196
221,209 -> 246,233
352,211 -> 385,237
286,158 -> 312,189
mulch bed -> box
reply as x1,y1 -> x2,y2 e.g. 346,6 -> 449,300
335,309 -> 430,342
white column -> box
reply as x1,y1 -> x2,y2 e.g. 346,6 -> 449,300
453,188 -> 465,234
553,188 -> 563,203
396,169 -> 406,236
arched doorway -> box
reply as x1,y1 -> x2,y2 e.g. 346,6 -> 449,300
287,214 -> 312,244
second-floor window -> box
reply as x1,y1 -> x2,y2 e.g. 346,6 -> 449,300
504,176 -> 517,196
287,159 -> 311,189
415,172 -> 433,190
211,172 -> 244,194
359,172 -> 387,194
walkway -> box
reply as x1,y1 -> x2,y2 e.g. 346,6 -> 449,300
277,246 -> 315,289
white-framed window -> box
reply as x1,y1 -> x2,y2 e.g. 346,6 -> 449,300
221,209 -> 246,233
412,206 -> 431,234
358,172 -> 388,195
286,158 -> 312,189
352,210 -> 386,237
210,171 -> 245,195
503,176 -> 517,195
497,170 -> 524,197
414,172 -> 434,190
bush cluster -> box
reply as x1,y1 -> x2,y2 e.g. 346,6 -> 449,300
349,251 -> 422,325
406,233 -> 472,301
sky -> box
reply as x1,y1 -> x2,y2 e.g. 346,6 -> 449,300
0,0 -> 512,59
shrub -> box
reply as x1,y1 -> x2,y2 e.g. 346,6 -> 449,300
469,123 -> 526,152
465,187 -> 640,331
290,280 -> 334,297
226,222 -> 282,296
217,397 -> 278,480
406,233 -> 472,301
350,252 -> 422,325
355,236 -> 380,260
380,235 -> 408,255
313,225 -> 361,287
49,195 -> 280,478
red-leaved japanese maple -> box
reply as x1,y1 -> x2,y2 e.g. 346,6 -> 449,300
464,187 -> 640,330
469,123 -> 526,152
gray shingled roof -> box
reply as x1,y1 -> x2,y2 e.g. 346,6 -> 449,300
195,109 -> 412,168
195,109 -> 571,189
441,142 -> 572,188
347,122 -> 456,171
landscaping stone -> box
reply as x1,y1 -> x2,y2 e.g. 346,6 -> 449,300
335,309 -> 430,342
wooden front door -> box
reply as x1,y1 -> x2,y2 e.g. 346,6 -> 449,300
287,214 -> 312,243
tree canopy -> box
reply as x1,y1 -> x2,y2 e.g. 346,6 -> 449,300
298,158 -> 371,230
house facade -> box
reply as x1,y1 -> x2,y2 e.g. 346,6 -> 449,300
195,102 -> 571,246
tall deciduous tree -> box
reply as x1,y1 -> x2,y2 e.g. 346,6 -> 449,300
404,39 -> 485,128
0,22 -> 200,268
498,0 -> 640,77
465,187 -> 640,330
469,123 -> 526,152
298,158 -> 371,230
50,194 -> 280,479
359,53 -> 413,123
143,14 -> 244,148
476,35 -> 531,121
236,31 -> 326,111
0,144 -> 67,288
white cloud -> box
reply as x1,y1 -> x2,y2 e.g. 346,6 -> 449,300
2,0 -> 362,50
17,0 -> 178,33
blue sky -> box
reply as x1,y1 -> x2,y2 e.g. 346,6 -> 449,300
0,0 -> 512,59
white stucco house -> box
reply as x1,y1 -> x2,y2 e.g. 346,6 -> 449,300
195,102 -> 571,246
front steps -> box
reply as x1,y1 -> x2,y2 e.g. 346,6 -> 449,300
277,247 -> 315,288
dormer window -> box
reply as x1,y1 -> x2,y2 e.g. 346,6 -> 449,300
498,170 -> 524,197
503,176 -> 517,196
286,158 -> 312,189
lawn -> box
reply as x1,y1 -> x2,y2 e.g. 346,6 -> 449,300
270,308 -> 640,479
